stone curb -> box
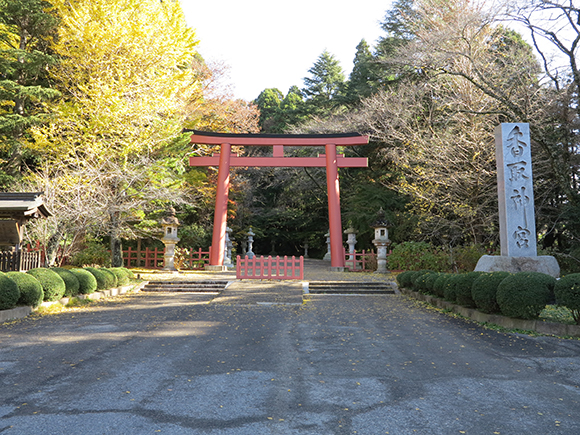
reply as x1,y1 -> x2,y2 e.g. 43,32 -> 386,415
400,287 -> 580,338
0,281 -> 148,324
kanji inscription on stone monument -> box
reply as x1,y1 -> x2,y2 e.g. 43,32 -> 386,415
496,123 -> 537,257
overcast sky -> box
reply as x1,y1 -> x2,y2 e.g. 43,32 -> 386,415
180,1 -> 393,101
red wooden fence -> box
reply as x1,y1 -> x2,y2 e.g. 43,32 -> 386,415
344,248 -> 377,272
122,247 -> 210,270
236,255 -> 304,280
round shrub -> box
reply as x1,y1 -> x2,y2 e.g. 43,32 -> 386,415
414,271 -> 436,294
425,272 -> 442,293
6,272 -> 43,307
554,273 -> 580,324
108,267 -> 129,286
396,271 -> 415,289
471,272 -> 510,313
0,272 -> 20,310
443,274 -> 467,303
51,268 -> 80,297
122,267 -> 135,279
433,273 -> 452,298
100,269 -> 117,288
406,271 -> 421,289
26,268 -> 66,302
454,272 -> 485,308
496,272 -> 556,319
70,269 -> 97,294
84,267 -> 109,290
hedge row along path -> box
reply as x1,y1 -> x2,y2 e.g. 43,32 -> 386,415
1,261 -> 579,433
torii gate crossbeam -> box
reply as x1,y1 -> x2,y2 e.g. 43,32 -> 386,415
188,130 -> 369,270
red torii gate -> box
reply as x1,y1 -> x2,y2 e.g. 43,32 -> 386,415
188,130 -> 369,270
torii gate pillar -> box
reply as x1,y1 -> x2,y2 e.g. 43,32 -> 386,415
188,131 -> 369,271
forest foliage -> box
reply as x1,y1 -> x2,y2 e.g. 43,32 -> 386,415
1,0 -> 580,270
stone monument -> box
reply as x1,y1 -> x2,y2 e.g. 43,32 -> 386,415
475,123 -> 559,277
160,207 -> 180,271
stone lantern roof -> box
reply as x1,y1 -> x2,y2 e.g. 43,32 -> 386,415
370,207 -> 392,228
160,207 -> 179,226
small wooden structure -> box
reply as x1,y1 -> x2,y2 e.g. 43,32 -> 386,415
236,255 -> 304,280
0,192 -> 51,272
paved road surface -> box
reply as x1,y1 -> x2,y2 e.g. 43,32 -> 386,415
1,273 -> 579,434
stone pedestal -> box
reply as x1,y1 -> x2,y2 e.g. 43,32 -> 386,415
475,255 -> 560,278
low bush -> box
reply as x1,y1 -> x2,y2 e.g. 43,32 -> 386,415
496,272 -> 556,319
396,271 -> 415,289
100,269 -> 117,288
413,271 -> 436,294
554,273 -> 580,325
388,241 -> 450,272
70,242 -> 111,267
6,272 -> 43,307
0,272 -> 20,310
406,271 -> 421,289
443,274 -> 466,303
433,273 -> 452,298
471,272 -> 510,314
84,267 -> 109,290
51,268 -> 80,297
108,268 -> 129,286
121,267 -> 135,279
70,269 -> 97,294
424,272 -> 442,294
452,245 -> 486,272
454,272 -> 485,308
26,268 -> 66,302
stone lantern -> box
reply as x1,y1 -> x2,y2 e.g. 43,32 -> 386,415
344,225 -> 358,268
323,230 -> 331,261
371,207 -> 392,274
224,226 -> 234,267
246,227 -> 255,259
160,207 -> 180,271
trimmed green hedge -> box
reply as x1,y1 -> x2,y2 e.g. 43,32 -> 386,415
433,273 -> 452,298
6,272 -> 43,307
70,269 -> 97,294
396,271 -> 415,289
0,272 -> 20,310
84,267 -> 109,290
443,274 -> 465,303
51,268 -> 80,297
554,273 -> 580,324
471,272 -> 509,314
100,269 -> 117,288
496,272 -> 556,319
454,272 -> 485,308
26,268 -> 66,302
108,268 -> 129,286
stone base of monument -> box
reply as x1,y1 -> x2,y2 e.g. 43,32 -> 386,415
323,253 -> 331,261
205,265 -> 229,272
474,255 -> 560,278
329,266 -> 345,272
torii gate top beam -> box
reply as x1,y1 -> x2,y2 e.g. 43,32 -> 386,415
187,130 -> 369,147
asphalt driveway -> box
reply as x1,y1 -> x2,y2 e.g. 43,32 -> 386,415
1,290 -> 579,434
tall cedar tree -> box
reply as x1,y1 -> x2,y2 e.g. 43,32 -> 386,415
0,0 -> 60,185
302,50 -> 346,114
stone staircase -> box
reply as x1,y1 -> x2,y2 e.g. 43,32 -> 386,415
306,281 -> 396,295
141,280 -> 229,293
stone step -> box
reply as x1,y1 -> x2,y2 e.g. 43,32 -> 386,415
307,281 -> 395,294
142,280 -> 229,293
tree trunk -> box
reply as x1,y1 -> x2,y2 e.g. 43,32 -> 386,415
45,224 -> 64,267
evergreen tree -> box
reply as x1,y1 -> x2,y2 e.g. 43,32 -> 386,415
254,88 -> 283,132
302,50 -> 345,114
0,0 -> 60,185
344,39 -> 376,105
